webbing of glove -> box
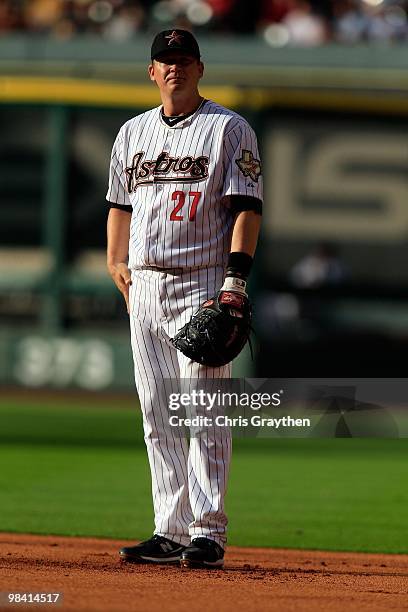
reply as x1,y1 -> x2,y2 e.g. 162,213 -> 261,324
171,291 -> 251,367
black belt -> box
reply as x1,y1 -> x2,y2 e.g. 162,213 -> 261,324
135,265 -> 207,275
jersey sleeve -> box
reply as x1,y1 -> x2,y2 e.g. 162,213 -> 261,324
106,127 -> 132,208
222,121 -> 263,201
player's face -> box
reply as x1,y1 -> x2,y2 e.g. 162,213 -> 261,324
149,53 -> 204,95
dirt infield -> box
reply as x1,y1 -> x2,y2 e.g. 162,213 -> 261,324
1,534 -> 408,612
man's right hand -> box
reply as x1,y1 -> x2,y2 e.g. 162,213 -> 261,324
108,262 -> 132,314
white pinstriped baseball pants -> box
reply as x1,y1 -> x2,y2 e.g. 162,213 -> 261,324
129,266 -> 231,548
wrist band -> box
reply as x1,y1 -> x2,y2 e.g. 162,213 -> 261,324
226,252 -> 253,281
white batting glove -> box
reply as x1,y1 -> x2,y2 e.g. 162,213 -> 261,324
220,276 -> 247,296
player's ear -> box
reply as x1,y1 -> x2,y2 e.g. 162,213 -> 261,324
198,61 -> 204,79
148,63 -> 156,82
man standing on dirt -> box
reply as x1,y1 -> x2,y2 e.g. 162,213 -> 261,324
106,28 -> 262,568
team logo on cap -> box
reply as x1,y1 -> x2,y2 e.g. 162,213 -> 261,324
235,150 -> 261,183
165,30 -> 183,46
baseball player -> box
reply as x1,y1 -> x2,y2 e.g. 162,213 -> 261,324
106,29 -> 262,569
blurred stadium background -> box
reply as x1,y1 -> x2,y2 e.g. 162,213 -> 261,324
1,0 -> 408,392
1,0 -> 408,553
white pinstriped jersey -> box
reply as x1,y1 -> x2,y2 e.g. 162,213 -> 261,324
106,99 -> 263,270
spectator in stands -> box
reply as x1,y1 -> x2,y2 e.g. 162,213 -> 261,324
0,0 -> 24,32
22,0 -> 62,34
290,243 -> 348,289
334,0 -> 408,44
282,0 -> 328,45
259,0 -> 293,26
102,2 -> 145,40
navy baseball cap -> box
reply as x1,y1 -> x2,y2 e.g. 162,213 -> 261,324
151,29 -> 201,61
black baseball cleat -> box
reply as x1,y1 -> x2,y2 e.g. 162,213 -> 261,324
180,537 -> 224,569
119,535 -> 186,564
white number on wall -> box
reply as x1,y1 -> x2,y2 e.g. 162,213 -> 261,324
13,337 -> 114,390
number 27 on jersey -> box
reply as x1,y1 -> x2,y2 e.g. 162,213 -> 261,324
170,191 -> 201,222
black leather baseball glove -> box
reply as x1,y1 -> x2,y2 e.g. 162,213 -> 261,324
171,282 -> 251,368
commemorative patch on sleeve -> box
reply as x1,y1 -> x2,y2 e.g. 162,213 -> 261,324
235,150 -> 262,183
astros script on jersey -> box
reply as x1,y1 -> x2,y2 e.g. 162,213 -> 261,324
107,99 -> 263,271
